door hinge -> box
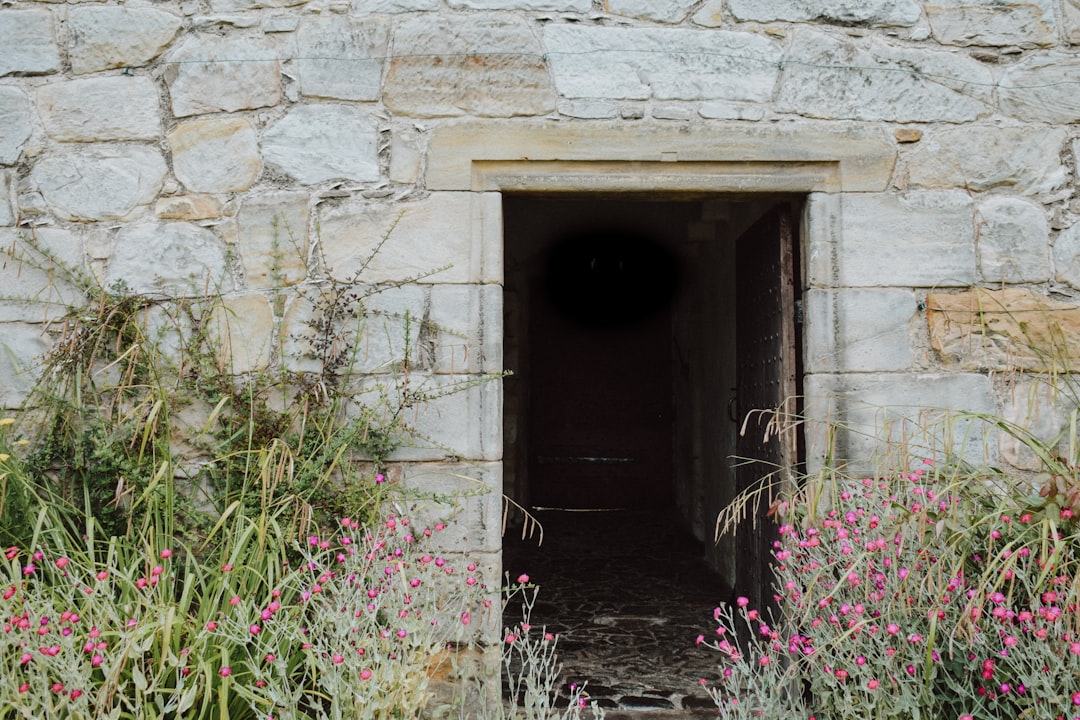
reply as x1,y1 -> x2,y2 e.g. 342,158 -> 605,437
794,299 -> 804,326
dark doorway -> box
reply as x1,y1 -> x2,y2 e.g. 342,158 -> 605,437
501,195 -> 802,712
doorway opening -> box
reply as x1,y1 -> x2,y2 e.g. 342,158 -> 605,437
501,194 -> 804,712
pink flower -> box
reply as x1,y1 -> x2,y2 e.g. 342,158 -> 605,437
736,596 -> 749,607
160,549 -> 172,559
55,557 -> 69,569
360,669 -> 373,680
249,624 -> 261,635
219,667 -> 232,678
867,679 -> 879,690
332,654 -> 344,664
517,573 -> 530,584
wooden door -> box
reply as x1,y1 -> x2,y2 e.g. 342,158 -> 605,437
734,203 -> 800,613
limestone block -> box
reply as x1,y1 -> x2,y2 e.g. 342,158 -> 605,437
1000,379 -> 1078,471
32,146 -> 166,222
0,228 -> 86,322
691,0 -> 725,26
803,372 -> 997,470
605,0 -> 696,22
384,16 -> 555,117
653,106 -> 692,121
0,87 -> 32,166
804,288 -> 916,373
397,462 -> 502,553
155,195 -> 224,221
297,17 -> 388,101
776,29 -> 993,122
906,126 -> 1067,195
67,7 -> 181,75
729,0 -> 921,25
319,193 -> 475,284
165,35 -> 281,117
559,100 -> 619,119
926,288 -> 1080,371
0,10 -> 60,77
0,323 -> 51,409
354,373 -> 500,461
1055,223 -> 1080,289
1000,54 -> 1080,123
355,0 -> 439,10
699,101 -> 766,120
104,221 -> 230,297
926,0 -> 1055,47
263,16 -> 298,33
208,294 -> 274,374
977,197 -> 1050,284
209,0 -> 308,11
543,25 -> 781,102
237,190 -> 310,289
429,284 -> 502,374
263,105 -> 379,185
1066,0 -> 1080,43
169,117 -> 261,194
830,191 -> 976,287
36,76 -> 161,142
355,285 -> 426,373
0,172 -> 12,226
448,0 -> 589,8
389,126 -> 424,185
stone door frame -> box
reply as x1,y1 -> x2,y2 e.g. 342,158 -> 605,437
423,119 -> 898,573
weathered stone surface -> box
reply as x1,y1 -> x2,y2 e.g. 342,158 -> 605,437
320,193 -> 474,284
698,101 -> 765,120
691,0 -> 725,26
926,0 -> 1055,47
544,25 -> 781,102
730,0 -> 921,25
354,0 -> 439,10
385,16 -> 555,117
0,87 -> 32,165
430,284 -> 502,374
894,128 -> 923,143
0,173 -> 12,226
559,100 -> 619,119
1000,54 -> 1080,123
169,117 -> 261,194
209,294 -> 273,374
804,288 -> 916,373
820,191 -> 976,287
68,6 -> 181,75
357,373 -> 499,461
389,125 -> 425,184
165,35 -> 281,117
906,126 -> 1067,195
36,76 -> 161,142
236,190 -> 310,289
32,146 -> 167,221
449,0 -> 588,8
0,228 -> 85,322
0,10 -> 60,77
776,29 -> 994,122
977,197 -> 1050,283
355,284 -> 426,373
803,372 -> 997,470
1000,379 -> 1078,470
927,288 -> 1080,371
1065,0 -> 1080,43
104,221 -> 230,296
155,195 -> 224,221
209,0 -> 308,12
1055,223 -> 1080,289
397,462 -> 501,553
296,17 -> 388,101
263,106 -> 379,185
606,0 -> 696,22
0,323 -> 51,409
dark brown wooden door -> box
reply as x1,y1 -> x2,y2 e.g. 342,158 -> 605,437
734,203 -> 800,613
528,282 -> 673,509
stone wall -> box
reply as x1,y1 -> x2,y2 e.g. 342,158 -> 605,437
3,0 -> 1080,582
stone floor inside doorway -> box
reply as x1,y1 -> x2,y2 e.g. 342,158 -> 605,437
502,509 -> 729,719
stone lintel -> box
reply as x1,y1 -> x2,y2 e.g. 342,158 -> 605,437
427,121 -> 896,192
470,160 -> 842,194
